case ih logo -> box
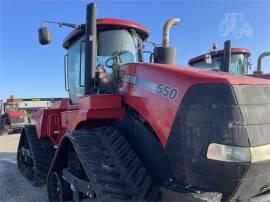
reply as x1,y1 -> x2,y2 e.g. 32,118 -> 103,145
120,73 -> 136,84
120,72 -> 178,100
219,13 -> 254,39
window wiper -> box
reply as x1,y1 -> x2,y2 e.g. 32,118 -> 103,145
131,29 -> 143,51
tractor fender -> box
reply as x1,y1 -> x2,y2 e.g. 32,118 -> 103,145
48,133 -> 72,176
114,106 -> 177,186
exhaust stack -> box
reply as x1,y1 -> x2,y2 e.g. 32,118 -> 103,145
84,3 -> 97,94
162,18 -> 180,47
222,40 -> 231,72
154,18 -> 180,64
254,51 -> 270,74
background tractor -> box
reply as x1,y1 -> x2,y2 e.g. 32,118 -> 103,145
0,95 -> 62,135
17,3 -> 270,201
0,95 -> 28,135
188,40 -> 270,80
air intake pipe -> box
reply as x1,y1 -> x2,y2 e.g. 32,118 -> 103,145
254,51 -> 270,74
154,18 -> 180,64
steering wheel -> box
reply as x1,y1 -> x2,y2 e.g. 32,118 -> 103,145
104,51 -> 132,68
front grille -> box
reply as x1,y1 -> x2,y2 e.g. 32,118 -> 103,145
165,83 -> 270,200
10,116 -> 26,125
233,85 -> 270,146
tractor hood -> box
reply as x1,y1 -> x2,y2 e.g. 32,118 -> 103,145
7,110 -> 25,118
160,63 -> 270,85
249,73 -> 270,80
159,64 -> 270,200
118,62 -> 270,200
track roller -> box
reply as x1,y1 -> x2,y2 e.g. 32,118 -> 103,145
17,125 -> 55,186
47,171 -> 73,201
48,127 -> 160,201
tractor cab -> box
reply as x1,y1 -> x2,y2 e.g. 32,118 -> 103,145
188,42 -> 270,80
38,4 -> 179,105
61,18 -> 148,103
188,45 -> 251,75
4,97 -> 20,113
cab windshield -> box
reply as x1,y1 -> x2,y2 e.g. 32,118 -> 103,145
67,29 -> 143,103
97,29 -> 143,66
190,53 -> 249,75
4,104 -> 18,112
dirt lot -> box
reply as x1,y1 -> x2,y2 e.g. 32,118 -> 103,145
0,134 -> 47,202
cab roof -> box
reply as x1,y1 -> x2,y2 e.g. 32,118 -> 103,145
63,18 -> 149,49
188,48 -> 251,64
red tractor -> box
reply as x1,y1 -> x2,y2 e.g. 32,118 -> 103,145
0,96 -> 28,135
17,3 -> 270,201
188,40 -> 270,80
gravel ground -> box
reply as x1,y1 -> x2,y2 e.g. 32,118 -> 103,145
0,134 -> 269,202
0,134 -> 47,202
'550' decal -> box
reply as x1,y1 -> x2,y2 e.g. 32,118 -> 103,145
156,83 -> 178,99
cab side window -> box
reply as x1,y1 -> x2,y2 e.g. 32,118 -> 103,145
67,38 -> 85,104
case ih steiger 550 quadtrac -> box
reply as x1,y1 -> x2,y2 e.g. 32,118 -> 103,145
188,40 -> 270,80
17,3 -> 270,201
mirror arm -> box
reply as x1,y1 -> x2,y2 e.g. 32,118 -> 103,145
42,20 -> 83,29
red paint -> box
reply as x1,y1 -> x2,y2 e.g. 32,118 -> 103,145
188,48 -> 251,64
6,98 -> 21,105
50,98 -> 78,110
97,18 -> 148,35
118,63 -> 270,145
32,95 -> 124,144
32,62 -> 270,146
7,110 -> 25,118
63,18 -> 148,48
249,73 -> 270,80
79,95 -> 122,110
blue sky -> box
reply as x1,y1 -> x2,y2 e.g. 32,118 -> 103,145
1,0 -> 270,100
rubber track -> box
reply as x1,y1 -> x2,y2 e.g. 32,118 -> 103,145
69,127 -> 160,201
18,125 -> 55,186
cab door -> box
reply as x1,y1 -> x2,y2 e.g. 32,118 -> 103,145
66,37 -> 85,104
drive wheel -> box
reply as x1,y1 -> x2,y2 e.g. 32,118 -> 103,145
48,171 -> 73,201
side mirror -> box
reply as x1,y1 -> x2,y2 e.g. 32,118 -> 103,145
38,27 -> 51,45
205,53 -> 212,64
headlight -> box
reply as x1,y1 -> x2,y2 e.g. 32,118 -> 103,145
207,143 -> 270,162
250,144 -> 270,162
207,143 -> 251,162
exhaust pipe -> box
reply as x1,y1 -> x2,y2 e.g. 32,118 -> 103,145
154,18 -> 180,64
84,3 -> 97,94
254,51 -> 270,74
162,18 -> 181,48
222,40 -> 231,72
